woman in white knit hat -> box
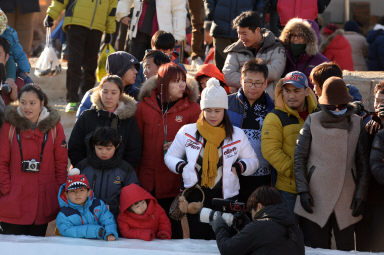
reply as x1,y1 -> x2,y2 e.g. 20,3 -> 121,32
165,77 -> 259,239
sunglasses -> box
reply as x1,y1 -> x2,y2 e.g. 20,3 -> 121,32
323,104 -> 348,111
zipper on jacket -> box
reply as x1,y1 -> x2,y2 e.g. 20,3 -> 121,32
89,0 -> 100,30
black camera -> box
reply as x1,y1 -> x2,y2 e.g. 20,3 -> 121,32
0,83 -> 11,94
200,199 -> 248,228
22,159 -> 40,172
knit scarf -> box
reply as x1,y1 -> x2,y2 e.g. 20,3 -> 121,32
196,117 -> 226,188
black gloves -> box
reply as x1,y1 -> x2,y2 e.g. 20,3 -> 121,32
299,192 -> 314,214
350,101 -> 365,116
43,15 -> 54,27
351,198 -> 365,217
232,213 -> 250,232
104,34 -> 111,44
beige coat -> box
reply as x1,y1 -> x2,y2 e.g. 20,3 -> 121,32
344,31 -> 368,71
294,112 -> 362,230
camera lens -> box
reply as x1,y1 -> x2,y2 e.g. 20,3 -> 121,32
30,164 -> 36,170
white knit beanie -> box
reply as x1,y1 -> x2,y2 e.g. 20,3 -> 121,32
200,78 -> 228,110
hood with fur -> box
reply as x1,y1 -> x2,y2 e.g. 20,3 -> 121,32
91,90 -> 137,120
320,29 -> 345,52
280,18 -> 319,56
5,104 -> 60,133
138,75 -> 199,102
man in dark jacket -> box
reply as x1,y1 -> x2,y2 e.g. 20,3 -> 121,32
211,186 -> 304,255
367,17 -> 384,71
204,0 -> 257,71
228,58 -> 274,202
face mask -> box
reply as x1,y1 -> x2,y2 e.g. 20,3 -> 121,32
330,108 -> 347,116
290,43 -> 306,57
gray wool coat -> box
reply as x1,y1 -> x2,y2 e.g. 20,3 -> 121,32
294,109 -> 370,230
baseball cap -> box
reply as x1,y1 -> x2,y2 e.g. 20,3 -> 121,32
282,71 -> 309,89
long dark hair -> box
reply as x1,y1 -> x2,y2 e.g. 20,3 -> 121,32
196,109 -> 234,141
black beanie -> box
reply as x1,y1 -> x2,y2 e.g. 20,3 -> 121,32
106,51 -> 140,78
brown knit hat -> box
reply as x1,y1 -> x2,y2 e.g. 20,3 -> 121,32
318,77 -> 353,105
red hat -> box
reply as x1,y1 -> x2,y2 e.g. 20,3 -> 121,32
323,23 -> 338,35
65,168 -> 90,191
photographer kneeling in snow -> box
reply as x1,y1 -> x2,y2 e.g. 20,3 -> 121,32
210,186 -> 304,255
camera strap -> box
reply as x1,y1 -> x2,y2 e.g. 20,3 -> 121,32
16,129 -> 48,163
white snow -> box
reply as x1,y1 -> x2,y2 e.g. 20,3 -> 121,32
0,235 -> 382,255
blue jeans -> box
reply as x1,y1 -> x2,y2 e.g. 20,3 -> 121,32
279,190 -> 297,213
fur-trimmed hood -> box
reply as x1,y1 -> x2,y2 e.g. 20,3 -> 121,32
90,90 -> 137,120
320,29 -> 345,52
280,18 -> 319,56
138,75 -> 199,102
4,104 -> 60,133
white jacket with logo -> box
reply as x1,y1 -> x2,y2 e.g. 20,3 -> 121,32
165,123 -> 259,199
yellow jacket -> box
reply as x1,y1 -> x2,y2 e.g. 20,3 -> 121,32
47,0 -> 117,34
261,79 -> 318,194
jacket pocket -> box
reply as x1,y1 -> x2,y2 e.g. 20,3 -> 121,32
307,165 -> 316,183
0,185 -> 22,219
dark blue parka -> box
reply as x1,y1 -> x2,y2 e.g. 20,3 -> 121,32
204,0 -> 257,38
367,28 -> 384,71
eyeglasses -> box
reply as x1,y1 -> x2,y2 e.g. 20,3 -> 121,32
323,104 -> 348,111
244,80 -> 265,88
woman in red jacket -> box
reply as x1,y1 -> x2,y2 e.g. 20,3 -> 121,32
0,85 -> 68,236
118,184 -> 171,241
135,62 -> 200,238
320,24 -> 354,71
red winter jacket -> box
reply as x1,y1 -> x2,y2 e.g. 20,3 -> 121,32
135,76 -> 200,199
277,0 -> 318,26
320,30 -> 354,71
117,184 -> 171,241
0,105 -> 68,225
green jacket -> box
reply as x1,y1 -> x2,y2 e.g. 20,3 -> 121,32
47,0 -> 117,34
261,79 -> 318,194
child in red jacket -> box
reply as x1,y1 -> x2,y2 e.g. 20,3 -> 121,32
117,184 -> 172,241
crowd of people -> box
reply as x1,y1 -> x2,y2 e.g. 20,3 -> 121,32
0,0 -> 384,254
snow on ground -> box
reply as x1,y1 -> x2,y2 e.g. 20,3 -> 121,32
0,235 -> 382,255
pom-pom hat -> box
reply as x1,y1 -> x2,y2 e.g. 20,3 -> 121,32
65,168 -> 90,191
200,78 -> 228,110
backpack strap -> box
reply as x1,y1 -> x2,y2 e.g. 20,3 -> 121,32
8,125 -> 15,146
51,126 -> 57,144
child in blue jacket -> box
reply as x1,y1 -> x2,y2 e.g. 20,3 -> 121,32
0,9 -> 31,81
56,168 -> 118,241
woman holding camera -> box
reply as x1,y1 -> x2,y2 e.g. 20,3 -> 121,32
0,85 -> 68,236
165,78 -> 258,239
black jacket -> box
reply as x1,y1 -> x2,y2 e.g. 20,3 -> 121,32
213,204 -> 304,255
77,150 -> 139,219
68,93 -> 142,168
370,129 -> 384,185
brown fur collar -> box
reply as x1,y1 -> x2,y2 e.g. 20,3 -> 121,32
320,29 -> 344,53
279,18 -> 319,56
5,105 -> 60,133
138,75 -> 199,102
91,90 -> 137,120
